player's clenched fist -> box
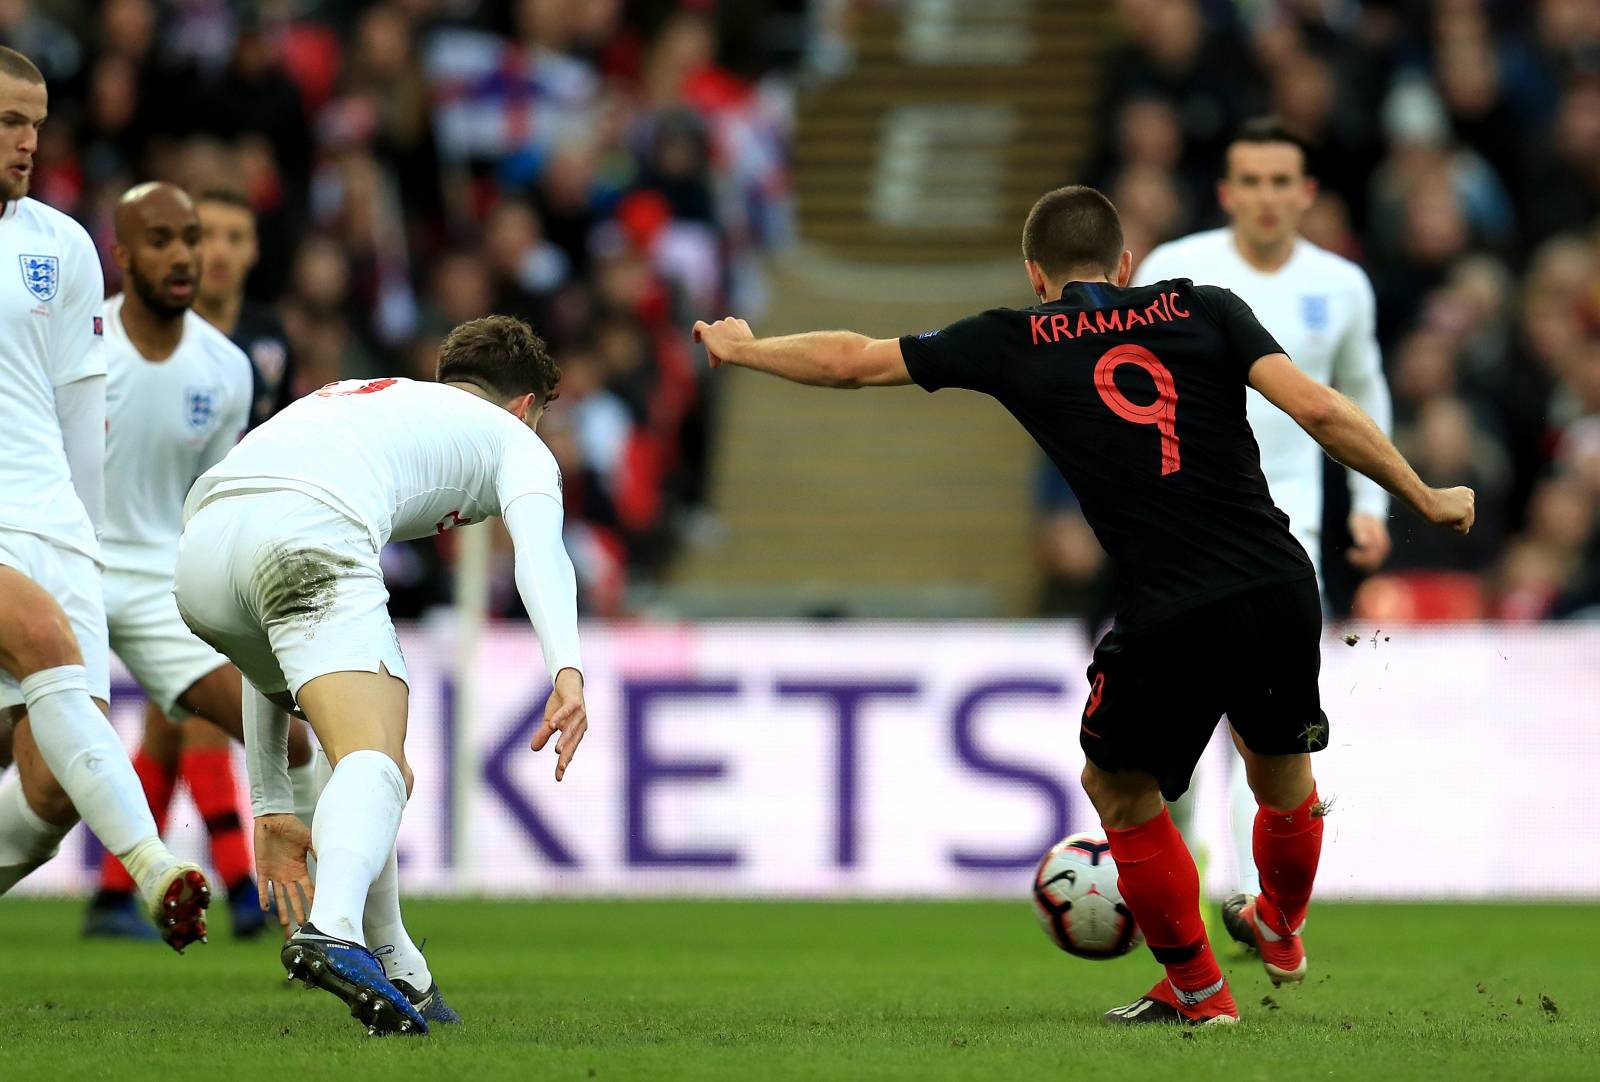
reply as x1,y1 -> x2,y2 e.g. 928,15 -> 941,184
1425,486 -> 1476,534
532,667 -> 587,781
693,317 -> 753,368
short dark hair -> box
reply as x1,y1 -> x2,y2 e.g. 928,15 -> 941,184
1022,185 -> 1124,278
437,315 -> 560,402
0,47 -> 44,85
195,188 -> 254,215
1224,117 -> 1314,178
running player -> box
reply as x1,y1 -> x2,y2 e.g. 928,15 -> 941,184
693,186 -> 1473,1025
1135,117 -> 1393,916
173,314 -> 587,1035
80,182 -> 319,941
0,47 -> 209,949
191,189 -> 296,429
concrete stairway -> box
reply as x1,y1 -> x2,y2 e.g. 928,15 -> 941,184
657,1 -> 1112,618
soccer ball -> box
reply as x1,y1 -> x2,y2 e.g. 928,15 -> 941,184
1031,833 -> 1143,959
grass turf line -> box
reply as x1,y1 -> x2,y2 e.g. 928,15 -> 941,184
2,899 -> 1596,1081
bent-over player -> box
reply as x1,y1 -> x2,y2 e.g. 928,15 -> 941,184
82,182 -> 318,941
693,186 -> 1472,1025
174,315 -> 588,1035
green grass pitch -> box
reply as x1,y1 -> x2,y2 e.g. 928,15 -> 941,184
3,898 -> 1596,1081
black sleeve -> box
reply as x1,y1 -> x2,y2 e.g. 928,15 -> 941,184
897,310 -> 1008,394
1191,285 -> 1287,376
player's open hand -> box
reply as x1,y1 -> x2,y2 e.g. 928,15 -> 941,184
532,667 -> 587,781
1346,512 -> 1392,571
693,317 -> 753,369
254,813 -> 315,931
1425,486 -> 1476,535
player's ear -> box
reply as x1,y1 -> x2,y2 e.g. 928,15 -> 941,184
1024,259 -> 1047,301
1114,250 -> 1133,288
508,392 -> 535,421
1299,175 -> 1319,208
111,242 -> 131,274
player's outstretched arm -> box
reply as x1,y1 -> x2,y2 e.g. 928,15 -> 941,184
503,495 -> 587,780
694,317 -> 912,388
1249,353 -> 1475,534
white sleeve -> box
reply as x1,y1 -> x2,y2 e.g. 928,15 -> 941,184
199,354 -> 253,475
243,682 -> 294,817
54,375 -> 106,534
502,493 -> 583,680
51,226 -> 106,387
1332,274 -> 1392,518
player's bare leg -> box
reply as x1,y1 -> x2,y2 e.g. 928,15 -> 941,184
1222,746 -> 1320,985
85,705 -> 179,939
0,567 -> 208,948
279,667 -> 426,1035
1083,763 -> 1238,1026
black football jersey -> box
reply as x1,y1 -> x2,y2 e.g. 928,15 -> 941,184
900,279 -> 1314,631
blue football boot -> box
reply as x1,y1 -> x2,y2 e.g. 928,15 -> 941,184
227,877 -> 268,940
281,923 -> 428,1036
392,977 -> 462,1024
82,890 -> 161,941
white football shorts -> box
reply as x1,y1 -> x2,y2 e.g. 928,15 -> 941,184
105,567 -> 228,720
0,529 -> 111,708
173,489 -> 407,704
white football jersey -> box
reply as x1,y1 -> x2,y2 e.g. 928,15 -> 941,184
185,377 -> 563,546
0,197 -> 106,559
1135,228 -> 1391,550
102,294 -> 253,576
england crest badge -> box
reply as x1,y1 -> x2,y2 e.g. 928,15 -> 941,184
1301,294 -> 1329,332
185,386 -> 218,432
19,254 -> 58,302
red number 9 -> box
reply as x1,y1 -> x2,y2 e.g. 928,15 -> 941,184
1094,344 -> 1180,476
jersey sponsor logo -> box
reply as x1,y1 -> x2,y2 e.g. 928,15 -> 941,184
185,386 -> 219,432
1301,294 -> 1328,331
19,254 -> 58,302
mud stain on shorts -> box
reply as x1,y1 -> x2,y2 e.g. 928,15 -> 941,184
258,544 -> 363,637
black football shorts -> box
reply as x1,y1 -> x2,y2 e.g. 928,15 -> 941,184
1079,576 -> 1329,802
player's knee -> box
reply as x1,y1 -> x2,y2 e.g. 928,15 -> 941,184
3,608 -> 80,678
19,756 -> 76,827
1243,752 -> 1314,811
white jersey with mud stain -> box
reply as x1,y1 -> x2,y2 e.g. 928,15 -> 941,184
184,376 -> 564,547
102,293 -> 253,577
0,196 -> 106,560
1135,228 -> 1392,568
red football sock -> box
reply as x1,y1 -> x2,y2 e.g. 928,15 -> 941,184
99,751 -> 178,894
1253,786 -> 1324,936
1105,808 -> 1226,1007
180,748 -> 252,890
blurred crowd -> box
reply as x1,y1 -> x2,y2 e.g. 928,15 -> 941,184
2,0 -> 800,615
1038,0 -> 1600,622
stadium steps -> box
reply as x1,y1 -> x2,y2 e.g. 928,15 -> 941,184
653,1 -> 1113,617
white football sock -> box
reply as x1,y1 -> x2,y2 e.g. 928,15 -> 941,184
22,666 -> 161,858
307,750 -> 405,944
0,767 -> 72,894
365,847 -> 432,989
1228,755 -> 1262,896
